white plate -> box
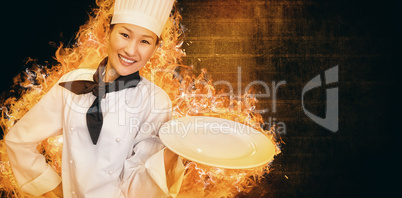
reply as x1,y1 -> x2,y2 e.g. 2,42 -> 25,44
159,116 -> 276,169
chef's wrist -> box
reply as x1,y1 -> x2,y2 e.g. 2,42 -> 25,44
164,148 -> 178,171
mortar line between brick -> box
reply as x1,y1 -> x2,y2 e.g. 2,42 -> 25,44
184,54 -> 385,58
184,36 -> 384,41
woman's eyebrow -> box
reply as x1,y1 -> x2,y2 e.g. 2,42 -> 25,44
121,26 -> 133,33
141,35 -> 155,41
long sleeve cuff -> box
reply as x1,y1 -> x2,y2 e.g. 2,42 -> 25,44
145,148 -> 185,198
20,165 -> 61,197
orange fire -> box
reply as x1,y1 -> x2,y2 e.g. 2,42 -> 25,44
0,0 -> 281,197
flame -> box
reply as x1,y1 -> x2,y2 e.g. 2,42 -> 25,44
0,0 -> 282,197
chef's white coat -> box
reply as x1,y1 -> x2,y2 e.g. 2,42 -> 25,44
5,68 -> 185,198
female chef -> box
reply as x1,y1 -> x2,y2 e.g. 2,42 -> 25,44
5,0 -> 185,197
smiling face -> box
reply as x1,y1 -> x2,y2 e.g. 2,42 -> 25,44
105,23 -> 158,82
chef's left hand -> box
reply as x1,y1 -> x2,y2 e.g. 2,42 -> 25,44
164,148 -> 178,172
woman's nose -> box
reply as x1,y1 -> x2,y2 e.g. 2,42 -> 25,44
124,40 -> 138,56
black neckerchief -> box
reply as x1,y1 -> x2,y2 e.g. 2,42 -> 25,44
59,57 -> 141,144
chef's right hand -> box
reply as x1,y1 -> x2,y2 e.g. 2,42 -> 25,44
51,183 -> 63,197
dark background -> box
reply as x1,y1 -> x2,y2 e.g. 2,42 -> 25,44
1,0 -> 399,197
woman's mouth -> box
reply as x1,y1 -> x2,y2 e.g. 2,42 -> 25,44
118,54 -> 136,64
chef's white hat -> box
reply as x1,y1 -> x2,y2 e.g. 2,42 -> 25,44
111,0 -> 175,36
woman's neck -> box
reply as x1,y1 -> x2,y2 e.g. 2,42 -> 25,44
104,63 -> 120,82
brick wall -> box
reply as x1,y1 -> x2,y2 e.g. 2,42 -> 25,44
177,0 -> 396,197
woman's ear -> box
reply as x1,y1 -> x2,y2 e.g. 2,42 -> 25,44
152,44 -> 159,56
152,37 -> 161,54
108,24 -> 115,35
106,24 -> 115,46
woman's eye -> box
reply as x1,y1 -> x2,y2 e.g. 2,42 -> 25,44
120,33 -> 129,38
141,40 -> 151,45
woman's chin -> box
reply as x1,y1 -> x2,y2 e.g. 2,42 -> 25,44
115,68 -> 140,76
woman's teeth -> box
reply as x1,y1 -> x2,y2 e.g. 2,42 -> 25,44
119,55 -> 136,64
